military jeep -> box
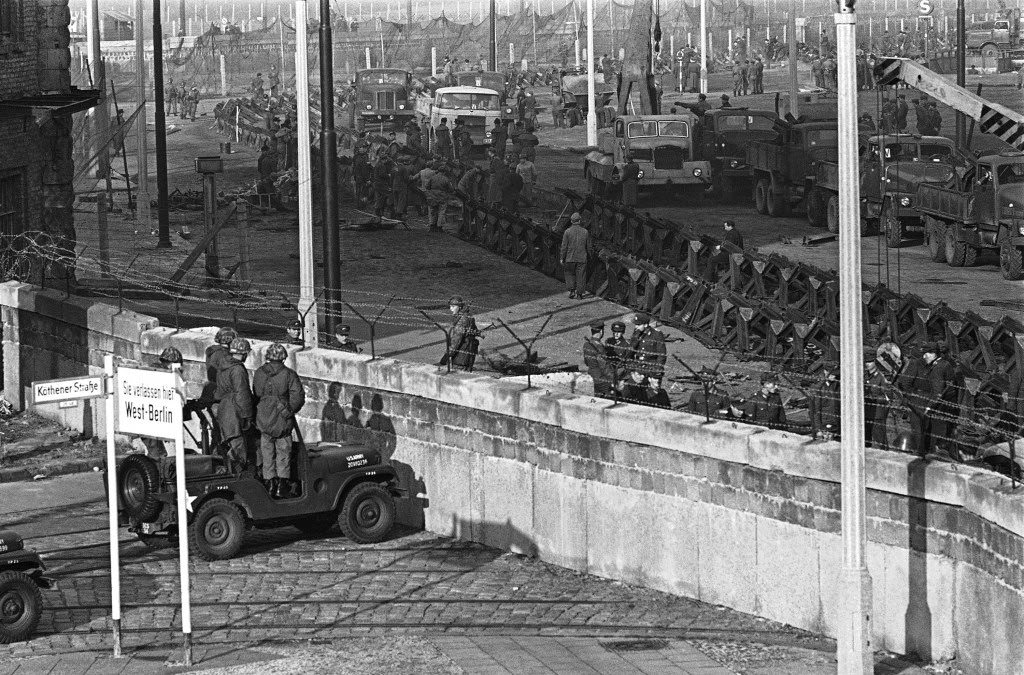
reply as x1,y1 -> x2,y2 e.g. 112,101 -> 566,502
114,427 -> 401,561
0,530 -> 55,643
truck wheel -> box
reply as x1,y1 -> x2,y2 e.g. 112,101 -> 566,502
339,482 -> 396,545
767,184 -> 789,217
189,498 -> 245,561
1000,241 -> 1024,280
925,219 -> 947,262
826,194 -> 840,234
754,178 -> 769,214
0,571 -> 42,644
806,188 -> 826,227
945,226 -> 968,267
117,454 -> 162,523
882,201 -> 903,248
294,513 -> 338,535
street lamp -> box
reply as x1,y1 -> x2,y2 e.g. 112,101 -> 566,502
834,1 -> 872,674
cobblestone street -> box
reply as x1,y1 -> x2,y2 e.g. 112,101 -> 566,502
0,474 -> 931,674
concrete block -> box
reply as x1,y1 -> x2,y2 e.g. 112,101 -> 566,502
362,357 -> 405,393
517,387 -> 567,428
533,470 -> 588,572
696,503 -> 757,614
0,281 -> 33,309
815,531 -> 842,637
747,431 -> 839,483
964,472 -> 1024,541
558,396 -> 615,438
955,562 -> 1024,675
753,516 -> 821,632
437,371 -> 496,411
397,362 -> 441,401
480,456 -> 535,555
294,347 -> 372,387
865,450 -> 968,509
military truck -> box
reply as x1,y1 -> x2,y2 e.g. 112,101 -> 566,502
693,108 -> 779,201
416,85 -> 505,150
746,120 -> 838,217
810,134 -> 961,241
913,152 -> 1024,279
353,68 -> 415,132
583,113 -> 712,199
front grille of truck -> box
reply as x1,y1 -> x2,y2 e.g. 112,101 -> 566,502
376,91 -> 396,110
653,145 -> 684,170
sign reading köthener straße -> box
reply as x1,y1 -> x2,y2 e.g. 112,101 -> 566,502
116,367 -> 180,440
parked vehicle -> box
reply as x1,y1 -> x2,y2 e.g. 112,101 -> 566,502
914,152 -> 1024,279
353,68 -> 415,132
746,120 -> 838,217
416,85 -> 506,149
693,108 -> 779,201
0,530 -> 54,643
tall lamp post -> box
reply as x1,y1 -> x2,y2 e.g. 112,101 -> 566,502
585,0 -> 596,146
699,0 -> 707,93
296,0 -> 319,346
835,0 -> 872,672
955,0 -> 966,149
320,0 -> 340,336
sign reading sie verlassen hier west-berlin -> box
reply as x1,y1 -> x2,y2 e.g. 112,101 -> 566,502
116,367 -> 180,440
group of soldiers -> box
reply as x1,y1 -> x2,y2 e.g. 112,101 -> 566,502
730,57 -> 766,96
583,313 -> 671,408
165,78 -> 201,121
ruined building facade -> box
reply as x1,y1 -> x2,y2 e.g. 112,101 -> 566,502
0,0 -> 96,284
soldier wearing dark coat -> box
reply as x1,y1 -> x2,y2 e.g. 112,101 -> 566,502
252,343 -> 306,498
443,295 -> 481,371
688,368 -> 732,419
583,323 -> 615,398
810,367 -> 841,439
744,372 -> 787,430
604,321 -> 631,389
900,342 -> 959,454
434,118 -> 453,160
491,118 -> 508,158
454,120 -> 473,165
621,155 -> 641,207
628,313 -> 667,381
216,338 -> 255,472
332,324 -> 361,353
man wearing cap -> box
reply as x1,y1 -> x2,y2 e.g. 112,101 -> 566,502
620,154 -> 641,207
810,366 -> 841,440
703,220 -> 744,283
332,324 -> 361,353
444,295 -> 481,371
629,313 -> 667,383
217,338 -> 255,473
284,319 -> 304,346
583,323 -> 615,398
744,372 -> 787,429
719,94 -> 732,109
435,117 -> 453,161
604,321 -> 630,391
900,342 -> 960,454
688,368 -> 732,419
560,212 -> 591,299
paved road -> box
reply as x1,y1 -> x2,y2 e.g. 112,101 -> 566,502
0,473 -> 929,674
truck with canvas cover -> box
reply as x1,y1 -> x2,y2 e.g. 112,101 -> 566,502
746,120 -> 838,217
354,68 -> 415,132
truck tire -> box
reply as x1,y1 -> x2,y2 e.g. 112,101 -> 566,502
339,482 -> 396,544
189,498 -> 245,561
826,194 -> 840,234
767,184 -> 789,217
117,454 -> 162,523
1000,241 -> 1024,280
925,218 -> 947,262
945,226 -> 971,267
754,178 -> 769,214
980,42 -> 999,59
882,201 -> 903,248
0,571 -> 42,644
806,188 -> 826,227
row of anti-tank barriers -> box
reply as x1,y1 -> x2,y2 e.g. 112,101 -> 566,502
458,188 -> 1024,404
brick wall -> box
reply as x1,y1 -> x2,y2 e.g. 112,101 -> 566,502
0,0 -> 38,100
4,280 -> 1024,674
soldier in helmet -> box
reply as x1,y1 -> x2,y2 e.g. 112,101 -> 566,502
157,346 -> 183,369
139,347 -> 185,458
285,318 -> 304,346
252,343 -> 306,498
443,295 -> 481,371
332,324 -> 361,353
216,338 -> 255,473
191,327 -> 237,449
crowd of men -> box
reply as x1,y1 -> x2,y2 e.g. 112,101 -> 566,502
165,78 -> 202,121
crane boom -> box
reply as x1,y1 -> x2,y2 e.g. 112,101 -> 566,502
873,57 -> 1024,150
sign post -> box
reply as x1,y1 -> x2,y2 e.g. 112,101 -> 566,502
115,365 -> 191,666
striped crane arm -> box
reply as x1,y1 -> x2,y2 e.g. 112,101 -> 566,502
873,57 -> 1024,151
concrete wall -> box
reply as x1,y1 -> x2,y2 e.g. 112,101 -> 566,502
4,281 -> 1024,674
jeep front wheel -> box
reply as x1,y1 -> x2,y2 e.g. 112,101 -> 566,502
189,498 -> 245,561
0,571 -> 42,644
339,482 -> 396,544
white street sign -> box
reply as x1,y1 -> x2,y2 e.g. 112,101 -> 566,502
116,367 -> 181,440
30,375 -> 105,405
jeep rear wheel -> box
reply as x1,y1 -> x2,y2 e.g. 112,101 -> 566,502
826,194 -> 840,234
882,201 -> 903,248
117,454 -> 162,523
189,498 -> 245,561
754,178 -> 769,214
1000,241 -> 1024,280
0,571 -> 42,644
926,218 -> 947,262
339,482 -> 396,545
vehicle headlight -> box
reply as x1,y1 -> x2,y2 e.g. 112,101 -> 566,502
505,107 -> 513,114
637,169 -> 645,179
693,168 -> 702,177
399,104 -> 405,110
1018,223 -> 1024,235
366,104 -> 372,109
729,160 -> 739,168
485,132 -> 492,138
899,196 -> 911,207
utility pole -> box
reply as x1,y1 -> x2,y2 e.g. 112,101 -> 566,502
178,0 -> 185,35
956,0 -> 966,149
134,0 -> 151,236
586,0 -> 596,146
489,0 -> 497,69
699,0 -> 708,93
835,0 -> 872,672
295,0 -> 318,347
154,0 -> 172,248
789,2 -> 799,116
320,0 -> 340,336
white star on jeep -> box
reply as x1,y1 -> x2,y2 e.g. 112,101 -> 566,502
185,491 -> 197,513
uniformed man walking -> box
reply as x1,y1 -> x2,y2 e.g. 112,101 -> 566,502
620,154 -> 641,207
217,338 -> 255,473
252,343 -> 306,498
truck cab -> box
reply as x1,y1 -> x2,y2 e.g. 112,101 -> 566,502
416,85 -> 505,148
354,68 -> 415,131
584,113 -> 712,197
966,9 -> 1020,54
696,108 -> 779,199
747,120 -> 838,216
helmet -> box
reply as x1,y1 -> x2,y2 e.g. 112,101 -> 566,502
215,327 -> 238,345
159,347 -> 183,364
448,295 -> 465,307
266,343 -> 288,362
229,338 -> 252,354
